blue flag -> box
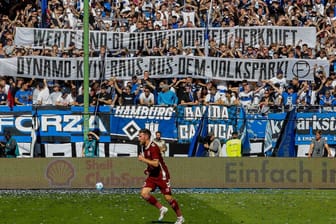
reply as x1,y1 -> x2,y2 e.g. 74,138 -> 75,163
273,109 -> 297,157
188,107 -> 208,157
204,0 -> 212,56
239,108 -> 251,155
41,0 -> 48,28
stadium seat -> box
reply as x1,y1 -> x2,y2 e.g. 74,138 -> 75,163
220,144 -> 226,157
297,145 -> 336,157
297,145 -> 310,157
108,143 -> 138,157
17,143 -> 33,158
45,143 -> 73,157
249,140 -> 264,156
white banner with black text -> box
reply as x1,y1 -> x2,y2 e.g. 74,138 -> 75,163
14,26 -> 317,51
0,56 -> 329,81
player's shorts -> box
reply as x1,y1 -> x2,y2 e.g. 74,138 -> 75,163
143,176 -> 172,195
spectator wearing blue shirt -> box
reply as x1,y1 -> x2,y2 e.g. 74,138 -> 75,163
170,16 -> 180,29
131,75 -> 140,93
272,82 -> 307,109
281,86 -> 298,107
319,90 -> 336,107
157,84 -> 178,106
238,82 -> 254,108
14,81 -> 32,105
298,83 -> 314,106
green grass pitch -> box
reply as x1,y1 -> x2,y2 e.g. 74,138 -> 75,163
0,189 -> 335,224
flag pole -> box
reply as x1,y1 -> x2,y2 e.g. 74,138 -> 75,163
83,0 -> 90,139
204,0 -> 213,57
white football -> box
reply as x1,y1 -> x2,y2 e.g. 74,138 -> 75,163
96,182 -> 104,191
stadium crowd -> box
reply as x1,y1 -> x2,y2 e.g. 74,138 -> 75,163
0,0 -> 335,113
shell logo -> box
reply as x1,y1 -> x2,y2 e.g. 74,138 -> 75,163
46,160 -> 75,187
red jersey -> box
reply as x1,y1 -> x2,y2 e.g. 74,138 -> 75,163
143,141 -> 170,180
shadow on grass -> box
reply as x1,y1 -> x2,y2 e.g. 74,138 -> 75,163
139,193 -> 236,224
178,193 -> 235,224
151,221 -> 175,223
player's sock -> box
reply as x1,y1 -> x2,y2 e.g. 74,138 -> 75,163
144,195 -> 162,209
169,199 -> 182,217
